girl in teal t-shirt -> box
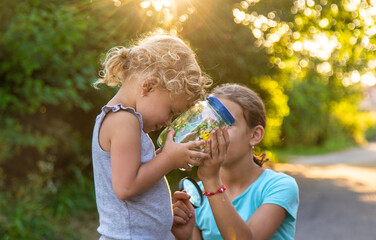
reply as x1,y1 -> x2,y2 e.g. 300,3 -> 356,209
172,84 -> 299,240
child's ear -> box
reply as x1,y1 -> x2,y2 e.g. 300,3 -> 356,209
249,125 -> 264,148
141,77 -> 159,96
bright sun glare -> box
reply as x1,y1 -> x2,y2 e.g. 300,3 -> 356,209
136,0 -> 196,35
233,0 -> 376,86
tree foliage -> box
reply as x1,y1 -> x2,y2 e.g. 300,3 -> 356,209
233,0 -> 376,145
0,0 -> 98,183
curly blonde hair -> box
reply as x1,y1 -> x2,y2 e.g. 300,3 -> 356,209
94,31 -> 212,100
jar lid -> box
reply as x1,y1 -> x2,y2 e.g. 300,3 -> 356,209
206,95 -> 235,126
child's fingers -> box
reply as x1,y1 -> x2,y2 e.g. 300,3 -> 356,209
165,128 -> 175,143
222,127 -> 230,147
172,191 -> 190,203
204,139 -> 212,157
173,202 -> 190,217
210,128 -> 219,157
179,193 -> 195,217
173,213 -> 188,225
172,191 -> 194,221
186,139 -> 206,149
187,157 -> 202,167
190,151 -> 210,161
182,164 -> 192,171
173,201 -> 191,222
183,197 -> 195,212
217,127 -> 227,154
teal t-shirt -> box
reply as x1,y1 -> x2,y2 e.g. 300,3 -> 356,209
195,169 -> 299,240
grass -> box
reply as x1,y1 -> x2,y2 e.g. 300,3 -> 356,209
0,169 -> 99,240
64,210 -> 99,240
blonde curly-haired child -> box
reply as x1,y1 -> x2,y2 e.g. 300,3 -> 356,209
92,32 -> 212,240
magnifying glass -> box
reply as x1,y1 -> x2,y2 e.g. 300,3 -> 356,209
179,177 -> 203,208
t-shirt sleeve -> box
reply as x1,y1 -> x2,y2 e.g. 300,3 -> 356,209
262,175 -> 299,220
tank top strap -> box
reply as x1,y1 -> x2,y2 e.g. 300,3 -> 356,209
101,104 -> 144,130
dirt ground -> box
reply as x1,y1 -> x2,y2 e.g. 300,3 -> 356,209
272,142 -> 376,240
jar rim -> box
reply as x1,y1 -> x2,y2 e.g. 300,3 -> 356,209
206,95 -> 235,126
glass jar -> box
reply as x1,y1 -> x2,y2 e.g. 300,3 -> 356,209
157,95 -> 235,149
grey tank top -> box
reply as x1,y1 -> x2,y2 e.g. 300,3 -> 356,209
92,104 -> 174,240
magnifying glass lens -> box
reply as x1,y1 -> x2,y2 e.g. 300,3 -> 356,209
179,177 -> 203,208
183,180 -> 201,207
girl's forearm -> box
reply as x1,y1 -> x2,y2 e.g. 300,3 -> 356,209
202,179 -> 254,240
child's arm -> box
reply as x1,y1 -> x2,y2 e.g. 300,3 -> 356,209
105,111 -> 209,200
197,128 -> 287,239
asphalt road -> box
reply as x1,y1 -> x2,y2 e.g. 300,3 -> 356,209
272,142 -> 376,240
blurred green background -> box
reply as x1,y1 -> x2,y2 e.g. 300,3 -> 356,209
1,0 -> 375,238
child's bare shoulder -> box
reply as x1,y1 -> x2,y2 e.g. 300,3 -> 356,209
106,109 -> 140,123
99,110 -> 141,151
102,110 -> 141,137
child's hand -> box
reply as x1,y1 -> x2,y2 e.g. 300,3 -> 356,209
162,129 -> 210,171
197,127 -> 230,180
171,191 -> 195,240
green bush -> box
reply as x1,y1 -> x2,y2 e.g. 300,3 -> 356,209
0,0 -> 99,182
0,167 -> 96,239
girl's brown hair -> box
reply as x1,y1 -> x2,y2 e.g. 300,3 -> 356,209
94,31 -> 212,101
212,83 -> 268,166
